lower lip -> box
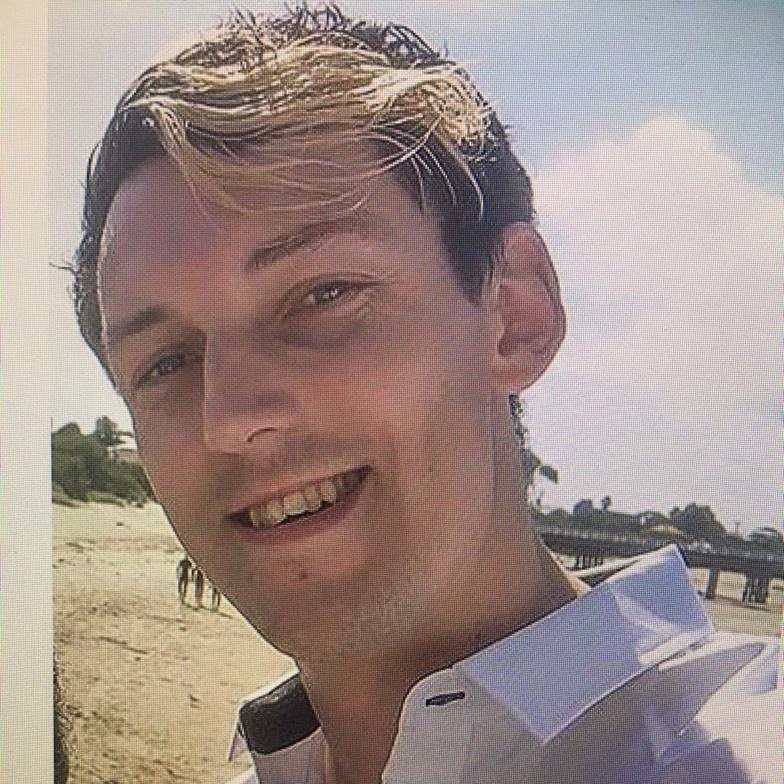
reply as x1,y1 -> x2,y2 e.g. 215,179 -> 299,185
231,472 -> 368,546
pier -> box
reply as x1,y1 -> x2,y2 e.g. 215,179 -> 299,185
536,524 -> 784,604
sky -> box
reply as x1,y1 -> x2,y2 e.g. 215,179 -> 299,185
47,0 -> 783,534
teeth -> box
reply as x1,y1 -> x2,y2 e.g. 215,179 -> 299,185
318,478 -> 338,504
304,485 -> 322,512
283,491 -> 307,516
265,498 -> 285,526
248,506 -> 266,529
244,470 -> 363,529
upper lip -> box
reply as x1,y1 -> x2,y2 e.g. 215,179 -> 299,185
227,465 -> 366,516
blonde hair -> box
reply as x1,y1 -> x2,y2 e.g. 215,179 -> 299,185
74,4 -> 534,371
121,11 -> 492,216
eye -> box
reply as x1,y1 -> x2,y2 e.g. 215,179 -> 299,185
300,281 -> 355,309
136,352 -> 188,388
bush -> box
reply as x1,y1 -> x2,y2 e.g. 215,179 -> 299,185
52,483 -> 79,507
93,460 -> 146,503
52,452 -> 91,501
52,421 -> 152,505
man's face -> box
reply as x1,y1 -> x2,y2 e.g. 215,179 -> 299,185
99,152 -> 515,658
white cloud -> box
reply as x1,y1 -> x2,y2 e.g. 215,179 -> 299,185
528,115 -> 782,531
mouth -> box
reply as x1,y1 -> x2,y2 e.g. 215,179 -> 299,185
229,467 -> 368,531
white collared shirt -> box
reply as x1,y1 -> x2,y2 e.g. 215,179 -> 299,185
227,546 -> 781,783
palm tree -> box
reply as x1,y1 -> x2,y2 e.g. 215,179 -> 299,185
91,416 -> 133,448
508,395 -> 558,497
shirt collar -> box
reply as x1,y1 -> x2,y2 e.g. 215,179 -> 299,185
230,545 -> 714,776
453,544 -> 714,742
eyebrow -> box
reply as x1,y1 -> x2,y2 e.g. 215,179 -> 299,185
104,211 -> 380,351
247,212 -> 375,271
103,304 -> 173,352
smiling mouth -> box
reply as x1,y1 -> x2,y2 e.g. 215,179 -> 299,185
230,468 -> 368,530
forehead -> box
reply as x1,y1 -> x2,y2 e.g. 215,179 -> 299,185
99,135 -> 440,257
96,148 -> 447,328
101,135 -> 425,247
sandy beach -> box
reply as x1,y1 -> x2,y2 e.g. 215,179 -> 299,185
54,502 -> 782,784
54,502 -> 292,784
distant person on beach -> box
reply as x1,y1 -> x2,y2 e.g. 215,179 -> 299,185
194,565 -> 207,609
176,554 -> 191,605
209,578 -> 222,612
71,5 -> 778,783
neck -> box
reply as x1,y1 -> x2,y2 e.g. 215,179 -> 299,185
296,427 -> 586,784
298,543 -> 583,784
303,660 -> 411,784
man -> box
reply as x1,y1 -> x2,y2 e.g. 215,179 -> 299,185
193,564 -> 206,610
176,553 -> 192,605
72,5 -> 778,783
209,576 -> 223,612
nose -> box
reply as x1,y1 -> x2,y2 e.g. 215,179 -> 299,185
201,334 -> 300,454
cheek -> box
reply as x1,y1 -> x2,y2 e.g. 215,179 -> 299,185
346,303 -> 495,486
342,286 -> 493,400
133,407 -> 209,514
375,312 -> 494,433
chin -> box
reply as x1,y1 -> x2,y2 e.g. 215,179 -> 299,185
239,575 -> 417,662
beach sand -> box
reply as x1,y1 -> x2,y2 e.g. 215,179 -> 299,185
54,502 -> 782,784
54,502 -> 292,784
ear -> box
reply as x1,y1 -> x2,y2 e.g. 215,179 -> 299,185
490,224 -> 566,392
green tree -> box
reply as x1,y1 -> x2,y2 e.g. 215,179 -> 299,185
52,452 -> 91,501
508,395 -> 558,493
52,421 -> 150,504
669,503 -> 726,542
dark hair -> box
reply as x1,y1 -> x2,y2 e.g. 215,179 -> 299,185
71,3 -> 534,375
